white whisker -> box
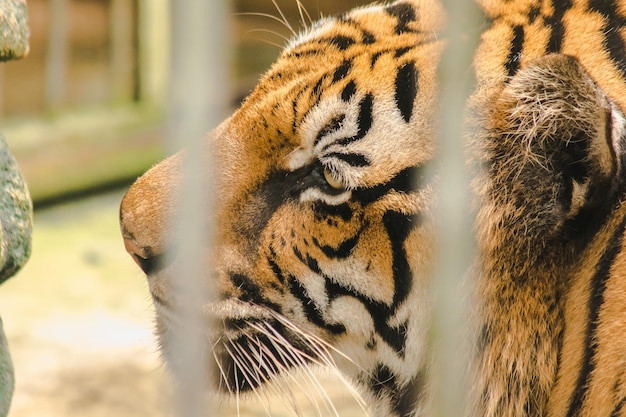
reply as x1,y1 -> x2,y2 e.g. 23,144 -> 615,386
212,348 -> 233,395
255,322 -> 337,417
236,11 -> 293,32
244,34 -> 285,49
264,316 -> 369,412
255,329 -> 324,417
271,0 -> 296,35
295,0 -> 313,27
224,342 -> 269,413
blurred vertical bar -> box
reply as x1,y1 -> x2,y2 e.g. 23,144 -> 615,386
136,0 -> 168,106
430,0 -> 481,416
0,65 -> 4,117
109,0 -> 134,102
168,0 -> 230,416
45,0 -> 68,112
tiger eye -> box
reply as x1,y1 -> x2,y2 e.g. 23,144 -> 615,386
323,168 -> 344,190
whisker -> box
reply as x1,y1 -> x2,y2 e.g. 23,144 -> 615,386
255,327 -> 324,417
237,11 -> 294,33
232,356 -> 241,417
224,342 -> 267,410
231,339 -> 275,416
295,0 -> 313,27
270,0 -> 296,35
271,313 -> 362,369
245,28 -> 291,44
244,33 -> 285,49
212,348 -> 233,395
263,316 -> 369,412
253,322 -> 337,417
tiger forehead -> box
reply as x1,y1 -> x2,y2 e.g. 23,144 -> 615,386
240,4 -> 441,151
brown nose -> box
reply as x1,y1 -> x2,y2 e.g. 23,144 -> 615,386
122,235 -> 166,275
119,153 -> 182,276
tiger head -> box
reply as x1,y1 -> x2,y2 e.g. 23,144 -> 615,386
119,1 -> 444,415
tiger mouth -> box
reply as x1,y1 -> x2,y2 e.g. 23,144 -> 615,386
212,317 -> 317,393
155,298 -> 322,394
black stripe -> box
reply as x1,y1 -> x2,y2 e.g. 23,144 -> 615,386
506,25 -> 524,77
293,208 -> 420,355
566,214 -> 626,417
545,0 -> 573,53
326,152 -> 370,167
333,60 -> 352,83
394,62 -> 418,123
362,30 -> 376,44
267,254 -> 285,284
327,35 -> 355,50
290,49 -> 324,58
291,86 -> 307,134
394,47 -> 412,58
393,369 -> 427,417
371,51 -> 384,68
385,2 -> 417,34
589,0 -> 626,80
314,202 -> 353,221
324,276 -> 409,354
341,80 -> 357,102
337,16 -> 376,44
328,93 -> 374,148
369,363 -> 424,416
311,76 -> 324,103
383,210 -> 416,306
312,227 -> 362,258
354,93 -> 374,141
352,165 -> 425,207
287,274 -> 346,334
370,364 -> 398,400
229,273 -> 283,313
314,114 -> 345,147
611,396 -> 626,417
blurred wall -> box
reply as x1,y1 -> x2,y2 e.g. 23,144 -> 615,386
0,0 -> 372,205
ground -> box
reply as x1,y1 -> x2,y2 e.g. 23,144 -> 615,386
0,190 -> 363,417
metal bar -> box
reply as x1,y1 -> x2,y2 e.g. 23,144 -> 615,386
167,0 -> 231,416
429,1 -> 481,416
45,0 -> 68,112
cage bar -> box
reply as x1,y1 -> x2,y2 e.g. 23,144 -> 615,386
167,0 -> 231,416
429,1 -> 481,416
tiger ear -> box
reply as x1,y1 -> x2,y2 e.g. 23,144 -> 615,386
486,54 -> 625,224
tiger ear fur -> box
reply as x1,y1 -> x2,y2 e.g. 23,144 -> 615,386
470,53 -> 626,417
479,54 -> 625,252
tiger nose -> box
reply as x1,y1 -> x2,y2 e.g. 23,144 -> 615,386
122,235 -> 166,276
119,152 -> 182,276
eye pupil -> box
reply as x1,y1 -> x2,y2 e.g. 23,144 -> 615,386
323,168 -> 344,190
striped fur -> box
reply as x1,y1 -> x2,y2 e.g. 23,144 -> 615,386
119,1 -> 443,416
470,1 -> 626,416
120,1 -> 626,416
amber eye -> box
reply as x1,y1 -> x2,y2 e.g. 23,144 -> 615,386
323,168 -> 344,190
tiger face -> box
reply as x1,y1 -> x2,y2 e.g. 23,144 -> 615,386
119,1 -> 444,416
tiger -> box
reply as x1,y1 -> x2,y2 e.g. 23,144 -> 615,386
119,0 -> 626,416
469,0 -> 626,416
119,1 -> 444,416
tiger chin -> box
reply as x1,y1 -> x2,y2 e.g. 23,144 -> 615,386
120,1 -> 444,416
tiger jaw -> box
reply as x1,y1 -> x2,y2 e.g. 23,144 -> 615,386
154,296 -> 323,395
